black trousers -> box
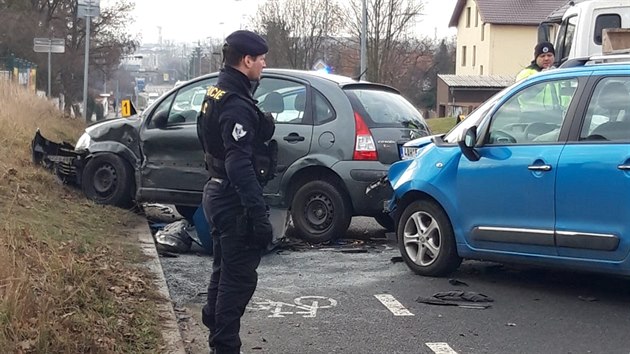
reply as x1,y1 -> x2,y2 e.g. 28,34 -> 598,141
202,181 -> 263,354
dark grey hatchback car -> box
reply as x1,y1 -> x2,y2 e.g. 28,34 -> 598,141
36,69 -> 430,242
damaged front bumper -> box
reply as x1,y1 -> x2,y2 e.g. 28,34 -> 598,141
31,129 -> 86,185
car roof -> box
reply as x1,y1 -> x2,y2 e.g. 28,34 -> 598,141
190,68 -> 400,94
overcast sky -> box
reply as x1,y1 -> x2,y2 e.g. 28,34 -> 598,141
105,0 -> 457,44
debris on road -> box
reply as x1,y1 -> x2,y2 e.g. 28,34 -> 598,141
390,256 -> 404,263
448,278 -> 469,287
416,291 -> 494,309
578,296 -> 598,302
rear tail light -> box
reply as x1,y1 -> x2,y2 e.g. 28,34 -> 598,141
353,112 -> 378,161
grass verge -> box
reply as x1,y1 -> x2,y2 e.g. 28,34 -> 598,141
426,116 -> 457,134
0,81 -> 164,353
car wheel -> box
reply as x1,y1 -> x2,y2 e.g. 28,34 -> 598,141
291,179 -> 351,244
373,212 -> 395,231
397,200 -> 461,276
81,153 -> 134,208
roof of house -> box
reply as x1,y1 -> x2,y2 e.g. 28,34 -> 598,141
449,0 -> 570,27
438,74 -> 515,88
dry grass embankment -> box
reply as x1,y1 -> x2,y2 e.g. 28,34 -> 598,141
0,82 -> 164,353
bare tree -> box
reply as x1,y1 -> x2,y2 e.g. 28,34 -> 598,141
0,0 -> 138,113
254,0 -> 345,69
346,0 -> 424,83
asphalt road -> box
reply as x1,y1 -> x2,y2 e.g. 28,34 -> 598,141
158,216 -> 630,354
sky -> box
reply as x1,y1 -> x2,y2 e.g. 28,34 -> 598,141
104,0 -> 457,45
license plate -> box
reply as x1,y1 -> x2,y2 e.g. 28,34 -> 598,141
400,146 -> 420,160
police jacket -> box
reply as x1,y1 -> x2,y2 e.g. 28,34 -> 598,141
197,66 -> 275,213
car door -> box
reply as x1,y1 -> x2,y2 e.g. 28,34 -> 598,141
254,76 -> 313,197
555,76 -> 630,262
456,77 -> 579,256
137,77 -> 217,205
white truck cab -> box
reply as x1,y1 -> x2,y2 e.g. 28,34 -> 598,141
539,0 -> 630,65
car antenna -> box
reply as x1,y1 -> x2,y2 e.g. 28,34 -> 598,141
354,67 -> 368,81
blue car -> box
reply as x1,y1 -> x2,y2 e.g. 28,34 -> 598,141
388,55 -> 630,277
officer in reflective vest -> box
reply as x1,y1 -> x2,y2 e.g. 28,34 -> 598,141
196,30 -> 276,354
516,42 -> 563,111
516,41 -> 556,82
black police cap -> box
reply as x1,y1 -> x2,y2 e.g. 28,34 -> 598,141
225,30 -> 268,57
534,41 -> 555,58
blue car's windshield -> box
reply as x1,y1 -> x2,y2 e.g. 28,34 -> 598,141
442,86 -> 511,144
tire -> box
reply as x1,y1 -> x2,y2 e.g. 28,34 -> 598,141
397,200 -> 461,276
81,153 -> 134,208
291,179 -> 351,244
373,213 -> 395,232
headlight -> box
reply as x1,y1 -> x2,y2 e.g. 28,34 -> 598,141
75,133 -> 91,151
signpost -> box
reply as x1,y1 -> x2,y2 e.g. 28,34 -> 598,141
33,38 -> 65,97
78,0 -> 100,122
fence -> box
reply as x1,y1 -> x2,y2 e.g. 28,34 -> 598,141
0,54 -> 37,92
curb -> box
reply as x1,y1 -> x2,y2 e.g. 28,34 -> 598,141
136,222 -> 187,354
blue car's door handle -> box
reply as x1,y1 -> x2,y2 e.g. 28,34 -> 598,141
618,164 -> 630,170
528,164 -> 552,171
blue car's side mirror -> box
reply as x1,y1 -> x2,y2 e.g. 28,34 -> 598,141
458,126 -> 481,162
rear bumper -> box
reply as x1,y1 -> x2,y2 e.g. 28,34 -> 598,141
31,129 -> 85,185
333,161 -> 392,216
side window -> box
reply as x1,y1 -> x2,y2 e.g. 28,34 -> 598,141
313,90 -> 335,125
487,78 -> 578,145
580,77 -> 630,142
558,15 -> 577,61
149,78 -> 217,128
593,14 -> 621,45
255,78 -> 309,124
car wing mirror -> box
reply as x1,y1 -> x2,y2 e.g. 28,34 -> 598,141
152,110 -> 169,129
458,126 -> 481,162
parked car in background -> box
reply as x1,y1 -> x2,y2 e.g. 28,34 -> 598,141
388,55 -> 630,277
34,69 -> 430,243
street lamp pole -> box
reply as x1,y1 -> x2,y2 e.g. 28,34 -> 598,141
360,0 -> 367,80
83,8 -> 91,121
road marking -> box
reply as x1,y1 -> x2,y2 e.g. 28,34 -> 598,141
248,296 -> 337,318
426,342 -> 458,354
374,294 -> 414,316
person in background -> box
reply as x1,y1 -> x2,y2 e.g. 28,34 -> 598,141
196,30 -> 276,354
516,41 -> 556,81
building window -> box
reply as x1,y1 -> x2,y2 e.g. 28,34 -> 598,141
461,46 -> 467,66
466,7 -> 471,28
481,23 -> 485,41
475,9 -> 479,27
480,65 -> 484,75
472,46 -> 476,67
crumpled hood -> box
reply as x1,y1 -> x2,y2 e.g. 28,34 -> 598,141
85,115 -> 143,137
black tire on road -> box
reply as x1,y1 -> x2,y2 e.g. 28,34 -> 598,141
373,212 -> 395,231
397,200 -> 461,276
81,153 -> 134,208
291,179 -> 351,244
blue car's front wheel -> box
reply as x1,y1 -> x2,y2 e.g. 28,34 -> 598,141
397,200 -> 461,276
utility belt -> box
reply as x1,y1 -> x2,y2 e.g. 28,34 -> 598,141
205,147 -> 277,184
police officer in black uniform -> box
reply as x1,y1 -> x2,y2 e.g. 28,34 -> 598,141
196,30 -> 276,354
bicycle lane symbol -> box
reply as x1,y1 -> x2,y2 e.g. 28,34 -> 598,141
248,296 -> 338,318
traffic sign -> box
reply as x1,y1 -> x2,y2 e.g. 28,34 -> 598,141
78,0 -> 100,17
78,4 -> 100,17
33,38 -> 65,53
